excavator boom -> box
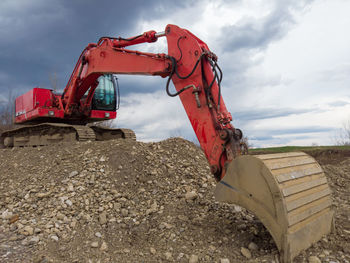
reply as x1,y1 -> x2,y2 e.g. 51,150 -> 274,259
57,24 -> 242,180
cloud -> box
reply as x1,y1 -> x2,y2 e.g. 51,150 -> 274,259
249,126 -> 336,148
117,75 -> 167,95
221,0 -> 313,52
253,126 -> 335,137
233,107 -> 318,121
328,100 -> 350,107
209,1 -> 315,113
115,90 -> 195,141
0,0 -> 184,95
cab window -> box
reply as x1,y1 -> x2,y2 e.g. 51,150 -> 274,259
92,74 -> 116,111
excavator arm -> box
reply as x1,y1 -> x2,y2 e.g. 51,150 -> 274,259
62,24 -> 243,180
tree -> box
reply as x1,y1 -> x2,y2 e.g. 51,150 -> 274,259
0,91 -> 15,132
336,119 -> 350,146
241,136 -> 251,149
49,72 -> 58,92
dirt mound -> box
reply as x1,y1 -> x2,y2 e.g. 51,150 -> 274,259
0,138 -> 349,262
304,149 -> 350,165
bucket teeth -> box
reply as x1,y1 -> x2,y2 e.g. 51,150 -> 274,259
215,152 -> 334,263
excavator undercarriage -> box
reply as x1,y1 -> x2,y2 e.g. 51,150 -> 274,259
0,124 -> 135,148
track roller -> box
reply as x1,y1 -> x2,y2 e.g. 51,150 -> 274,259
215,152 -> 334,263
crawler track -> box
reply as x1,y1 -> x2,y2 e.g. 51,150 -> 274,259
0,123 -> 136,148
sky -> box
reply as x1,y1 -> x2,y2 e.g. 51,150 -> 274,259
0,0 -> 349,147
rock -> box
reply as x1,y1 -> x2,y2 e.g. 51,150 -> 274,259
208,245 -> 216,253
65,199 -> 73,206
99,212 -> 107,224
9,214 -> 19,224
70,221 -> 77,228
91,241 -> 99,248
237,223 -> 247,230
67,184 -> 74,191
150,202 -> 158,210
1,210 -> 13,220
164,252 -> 172,260
146,202 -> 158,215
29,236 -> 40,244
57,212 -> 64,220
189,254 -> 199,263
240,247 -> 251,259
95,232 -> 102,238
185,191 -> 198,200
59,246 -> 67,252
114,203 -> 122,210
160,222 -> 173,229
69,171 -> 79,177
220,259 -> 230,263
178,215 -> 188,221
121,208 -> 128,217
21,239 -> 29,246
100,241 -> 108,251
20,226 -> 34,236
308,256 -> 321,263
177,253 -> 184,260
233,205 -> 242,212
51,235 -> 59,241
248,242 -> 258,251
150,247 -> 156,255
36,192 -> 51,198
245,214 -> 254,221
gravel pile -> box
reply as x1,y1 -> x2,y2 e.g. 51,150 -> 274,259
0,137 -> 349,262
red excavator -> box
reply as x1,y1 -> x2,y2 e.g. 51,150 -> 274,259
0,24 -> 334,262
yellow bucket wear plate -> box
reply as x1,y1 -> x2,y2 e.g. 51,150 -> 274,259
215,152 -> 334,263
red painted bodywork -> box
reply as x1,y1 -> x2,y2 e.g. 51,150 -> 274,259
15,88 -> 115,124
14,24 -> 243,180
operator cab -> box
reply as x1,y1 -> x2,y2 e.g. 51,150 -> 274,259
92,74 -> 119,111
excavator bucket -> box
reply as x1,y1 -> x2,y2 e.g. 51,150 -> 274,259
215,152 -> 334,263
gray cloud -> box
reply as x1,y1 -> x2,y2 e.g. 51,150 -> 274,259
216,0 -> 314,104
0,0 -> 187,97
267,126 -> 334,136
233,106 -> 321,121
117,76 -> 166,95
0,0 -> 314,103
328,100 -> 349,107
249,126 -> 335,147
221,1 -> 313,52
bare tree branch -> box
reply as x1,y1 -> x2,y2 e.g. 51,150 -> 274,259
0,91 -> 16,132
49,72 -> 58,92
335,119 -> 350,146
